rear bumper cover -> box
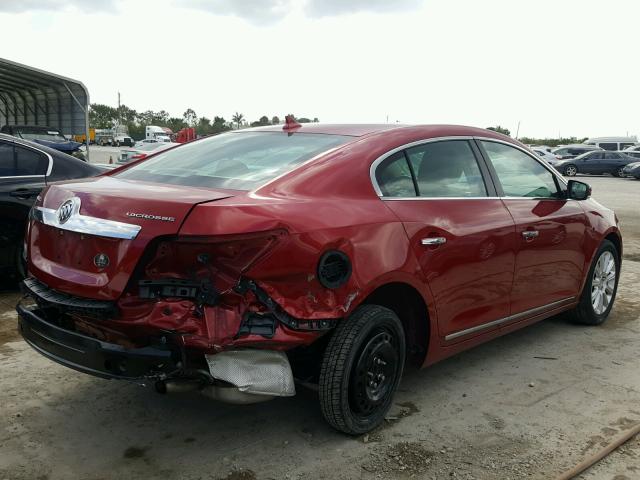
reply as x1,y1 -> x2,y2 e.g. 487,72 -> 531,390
17,302 -> 179,380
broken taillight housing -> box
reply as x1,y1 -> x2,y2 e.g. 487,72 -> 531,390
142,229 -> 288,292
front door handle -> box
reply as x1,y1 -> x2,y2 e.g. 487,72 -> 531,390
421,237 -> 447,246
522,230 -> 539,241
10,189 -> 39,199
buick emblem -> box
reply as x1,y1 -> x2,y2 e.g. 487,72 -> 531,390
57,199 -> 75,224
94,253 -> 110,269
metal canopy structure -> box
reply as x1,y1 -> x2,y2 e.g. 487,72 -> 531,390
0,57 -> 90,159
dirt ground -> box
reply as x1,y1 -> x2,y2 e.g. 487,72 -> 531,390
0,175 -> 638,480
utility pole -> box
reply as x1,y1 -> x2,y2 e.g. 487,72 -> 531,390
515,121 -> 520,139
117,91 -> 121,128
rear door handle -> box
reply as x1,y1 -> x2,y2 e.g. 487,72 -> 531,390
10,189 -> 39,199
421,237 -> 447,246
522,230 -> 539,240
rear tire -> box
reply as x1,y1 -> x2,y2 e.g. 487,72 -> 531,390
613,166 -> 625,177
569,239 -> 619,326
564,164 -> 577,176
319,305 -> 405,435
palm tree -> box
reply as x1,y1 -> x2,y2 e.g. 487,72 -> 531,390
232,112 -> 245,130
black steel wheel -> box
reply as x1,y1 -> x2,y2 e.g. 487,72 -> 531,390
319,305 -> 405,435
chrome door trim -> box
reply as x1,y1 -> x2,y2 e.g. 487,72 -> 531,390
32,197 -> 141,240
369,134 -> 568,199
444,296 -> 575,341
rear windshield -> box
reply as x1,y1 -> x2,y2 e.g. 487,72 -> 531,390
116,131 -> 352,190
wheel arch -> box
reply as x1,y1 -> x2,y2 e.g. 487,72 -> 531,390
361,281 -> 430,367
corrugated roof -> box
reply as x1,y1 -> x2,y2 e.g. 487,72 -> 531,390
0,57 -> 89,139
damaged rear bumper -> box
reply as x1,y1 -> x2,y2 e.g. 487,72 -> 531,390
17,303 -> 179,380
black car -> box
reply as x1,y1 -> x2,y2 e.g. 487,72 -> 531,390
0,133 -> 100,278
553,150 -> 638,177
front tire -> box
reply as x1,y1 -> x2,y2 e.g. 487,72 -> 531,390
570,240 -> 619,325
613,166 -> 625,177
564,164 -> 578,176
319,305 -> 405,435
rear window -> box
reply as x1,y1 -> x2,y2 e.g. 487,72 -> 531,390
116,132 -> 352,190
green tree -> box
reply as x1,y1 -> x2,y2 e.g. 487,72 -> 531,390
166,117 -> 186,133
195,116 -> 213,136
183,108 -> 198,127
298,117 -> 311,123
271,115 -> 280,125
211,116 -> 230,133
232,112 -> 245,129
259,115 -> 270,125
89,104 -> 117,128
487,125 -> 511,136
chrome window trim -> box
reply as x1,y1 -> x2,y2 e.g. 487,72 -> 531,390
32,197 -> 141,240
369,135 -> 569,200
0,175 -> 45,180
445,296 -> 575,341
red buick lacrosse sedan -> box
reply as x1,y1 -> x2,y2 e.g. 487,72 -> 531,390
17,119 -> 622,434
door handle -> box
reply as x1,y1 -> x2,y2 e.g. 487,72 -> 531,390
10,189 -> 39,199
522,230 -> 539,241
421,237 -> 447,246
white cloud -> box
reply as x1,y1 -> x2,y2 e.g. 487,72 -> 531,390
0,0 -> 117,13
305,0 -> 424,18
175,0 -> 426,25
177,0 -> 291,26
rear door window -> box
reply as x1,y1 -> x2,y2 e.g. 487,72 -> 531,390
14,145 -> 48,175
481,141 -> 561,198
405,140 -> 487,197
0,141 -> 14,176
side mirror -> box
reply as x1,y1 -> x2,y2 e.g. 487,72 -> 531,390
567,180 -> 591,200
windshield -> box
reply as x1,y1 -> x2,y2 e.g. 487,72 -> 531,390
116,131 -> 353,190
17,127 -> 67,142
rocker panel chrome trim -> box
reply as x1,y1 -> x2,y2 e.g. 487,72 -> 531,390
444,296 -> 576,341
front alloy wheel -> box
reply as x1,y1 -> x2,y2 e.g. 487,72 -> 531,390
615,166 -> 625,177
590,251 -> 616,315
564,165 -> 577,176
319,305 -> 405,435
570,239 -> 619,325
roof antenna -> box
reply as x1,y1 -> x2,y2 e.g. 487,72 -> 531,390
283,114 -> 301,131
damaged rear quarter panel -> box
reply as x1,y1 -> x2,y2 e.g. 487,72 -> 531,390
179,194 -> 424,321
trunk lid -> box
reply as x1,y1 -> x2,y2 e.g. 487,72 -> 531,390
29,176 -> 234,300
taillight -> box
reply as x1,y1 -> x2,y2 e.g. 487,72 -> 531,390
131,153 -> 147,160
142,230 -> 288,291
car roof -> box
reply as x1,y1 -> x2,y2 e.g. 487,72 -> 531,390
235,123 -> 508,139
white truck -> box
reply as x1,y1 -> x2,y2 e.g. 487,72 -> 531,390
145,126 -> 173,143
95,125 -> 134,147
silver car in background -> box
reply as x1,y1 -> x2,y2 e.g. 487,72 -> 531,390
118,141 -> 181,164
531,147 -> 561,165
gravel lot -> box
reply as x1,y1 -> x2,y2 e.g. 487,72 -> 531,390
0,175 -> 638,480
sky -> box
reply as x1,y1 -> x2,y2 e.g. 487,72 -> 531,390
1,0 -> 639,139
